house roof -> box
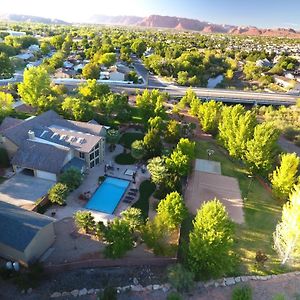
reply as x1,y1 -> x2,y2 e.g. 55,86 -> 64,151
0,117 -> 24,133
0,201 -> 54,252
11,140 -> 70,174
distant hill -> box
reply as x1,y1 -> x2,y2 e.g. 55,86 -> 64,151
0,14 -> 69,25
88,14 -> 300,37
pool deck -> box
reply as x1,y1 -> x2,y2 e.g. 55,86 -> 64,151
45,144 -> 150,224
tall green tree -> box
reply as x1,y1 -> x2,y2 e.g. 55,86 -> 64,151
82,62 -> 100,80
0,53 -> 14,79
176,138 -> 196,163
218,105 -> 256,160
62,97 -> 94,121
166,149 -> 189,177
245,122 -> 280,173
131,140 -> 145,160
157,192 -> 188,230
165,120 -> 181,144
18,66 -> 51,107
188,199 -> 235,279
0,92 -> 13,118
198,100 -> 222,134
74,211 -> 96,234
143,128 -> 162,158
273,187 -> 300,264
131,39 -> 147,57
270,153 -> 300,200
147,156 -> 168,186
178,87 -> 198,108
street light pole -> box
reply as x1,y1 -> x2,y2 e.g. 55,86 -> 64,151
245,174 -> 254,200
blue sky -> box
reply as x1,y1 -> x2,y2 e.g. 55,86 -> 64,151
1,0 -> 300,29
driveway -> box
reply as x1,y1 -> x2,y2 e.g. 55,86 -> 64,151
0,173 -> 54,209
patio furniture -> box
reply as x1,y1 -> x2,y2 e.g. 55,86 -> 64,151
130,188 -> 138,192
124,199 -> 133,203
128,192 -> 136,196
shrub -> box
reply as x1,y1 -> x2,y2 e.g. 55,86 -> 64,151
272,294 -> 285,300
98,286 -> 117,300
74,211 -> 96,234
59,167 -> 82,191
232,285 -> 252,300
167,291 -> 183,300
120,207 -> 144,231
167,264 -> 194,293
48,183 -> 69,205
283,127 -> 299,141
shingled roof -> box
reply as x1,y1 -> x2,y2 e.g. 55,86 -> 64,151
0,201 -> 54,252
0,117 -> 24,133
11,140 -> 70,174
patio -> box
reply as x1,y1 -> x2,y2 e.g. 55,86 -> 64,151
45,144 -> 150,223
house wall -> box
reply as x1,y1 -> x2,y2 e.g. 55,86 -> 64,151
35,170 -> 57,181
24,222 -> 55,265
0,242 -> 27,266
0,136 -> 18,159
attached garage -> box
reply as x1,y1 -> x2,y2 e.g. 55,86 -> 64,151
35,170 -> 57,181
0,201 -> 56,266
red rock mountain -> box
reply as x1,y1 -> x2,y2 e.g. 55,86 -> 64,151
90,14 -> 300,37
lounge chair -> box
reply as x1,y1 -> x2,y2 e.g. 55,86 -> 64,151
123,199 -> 132,203
130,188 -> 138,192
128,192 -> 136,196
125,196 -> 134,201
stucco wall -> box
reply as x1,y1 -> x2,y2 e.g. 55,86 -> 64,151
0,242 -> 27,266
24,222 -> 55,264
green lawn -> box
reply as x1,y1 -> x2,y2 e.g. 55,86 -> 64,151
114,153 -> 136,165
133,180 -> 156,220
182,140 -> 297,275
119,132 -> 145,149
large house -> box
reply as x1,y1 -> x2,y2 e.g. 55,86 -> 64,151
0,111 -> 106,182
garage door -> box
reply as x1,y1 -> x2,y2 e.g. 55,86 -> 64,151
35,170 -> 57,182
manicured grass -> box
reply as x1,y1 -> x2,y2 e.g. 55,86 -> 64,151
182,140 -> 297,275
114,153 -> 136,165
133,180 -> 156,220
119,132 -> 145,149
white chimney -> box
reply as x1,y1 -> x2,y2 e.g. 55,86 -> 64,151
28,130 -> 35,140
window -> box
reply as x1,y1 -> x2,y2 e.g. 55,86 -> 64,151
95,149 -> 99,157
95,158 -> 100,165
90,161 -> 95,168
90,152 -> 94,160
79,152 -> 85,159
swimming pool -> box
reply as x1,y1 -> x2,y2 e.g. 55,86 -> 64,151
85,177 -> 130,214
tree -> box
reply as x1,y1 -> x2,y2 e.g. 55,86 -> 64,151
48,183 -> 69,205
0,92 -> 13,118
59,167 -> 82,191
78,80 -> 110,101
165,120 -> 181,144
62,97 -> 94,121
106,129 -> 120,148
104,218 -> 134,258
188,199 -> 235,278
0,53 -> 14,79
18,66 -> 51,107
198,100 -> 222,134
126,70 -> 138,83
131,140 -> 145,160
273,187 -> 300,264
120,207 -> 144,231
143,128 -> 162,158
157,192 -> 188,230
166,149 -> 189,177
147,156 -> 168,186
178,87 -> 198,108
74,211 -> 96,234
245,122 -> 280,173
167,264 -> 194,293
176,138 -> 196,163
82,62 -> 99,80
131,39 -> 147,57
98,52 -> 116,67
218,105 -> 256,160
270,153 -> 300,200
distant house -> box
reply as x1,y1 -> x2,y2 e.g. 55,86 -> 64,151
74,63 -> 85,73
0,201 -> 55,266
0,111 -> 106,182
54,68 -> 76,79
15,52 -> 34,61
63,61 -> 74,69
274,75 -> 293,89
256,58 -> 272,68
28,44 -> 40,53
6,30 -> 26,37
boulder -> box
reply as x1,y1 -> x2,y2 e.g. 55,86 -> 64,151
224,277 -> 235,286
50,292 -> 61,298
70,289 -> 79,297
87,289 -> 95,295
153,284 -> 161,290
79,288 -> 88,296
133,277 -> 139,285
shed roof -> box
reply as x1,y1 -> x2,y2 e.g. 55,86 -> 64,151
0,201 -> 54,252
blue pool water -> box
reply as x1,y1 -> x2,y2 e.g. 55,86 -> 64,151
85,177 -> 130,214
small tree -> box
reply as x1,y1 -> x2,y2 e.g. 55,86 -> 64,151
131,140 -> 145,160
120,207 -> 144,232
270,153 -> 300,200
60,167 -> 82,191
74,211 -> 96,234
104,218 -> 134,258
167,264 -> 194,293
95,221 -> 107,241
188,199 -> 235,278
147,156 -> 168,186
273,187 -> 300,264
48,183 -> 69,205
157,192 -> 188,230
165,120 -> 181,144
